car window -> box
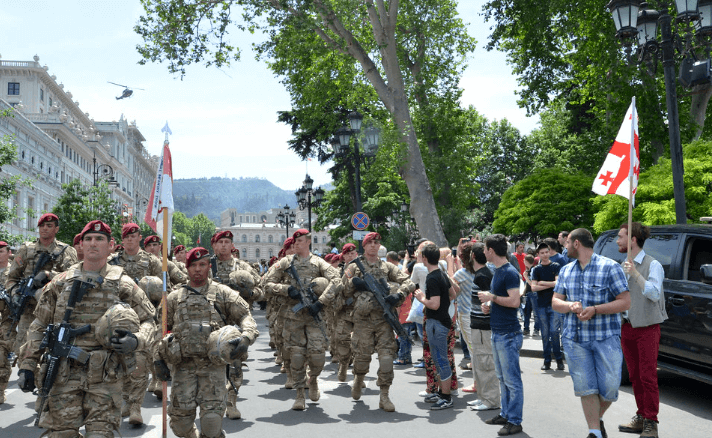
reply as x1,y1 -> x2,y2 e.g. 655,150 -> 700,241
684,237 -> 712,282
596,233 -> 677,277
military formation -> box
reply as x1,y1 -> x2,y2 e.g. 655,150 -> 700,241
0,213 -> 415,437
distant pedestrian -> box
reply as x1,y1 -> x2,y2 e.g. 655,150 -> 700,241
552,228 -> 630,438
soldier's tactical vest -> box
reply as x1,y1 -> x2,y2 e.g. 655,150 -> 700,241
173,286 -> 225,358
116,251 -> 153,280
22,241 -> 67,277
353,259 -> 390,317
53,266 -> 125,351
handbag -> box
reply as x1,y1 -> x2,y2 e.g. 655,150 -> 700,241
406,296 -> 424,324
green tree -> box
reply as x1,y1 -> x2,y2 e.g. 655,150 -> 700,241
189,213 -> 218,249
135,0 -> 477,246
51,179 -> 122,243
492,168 -> 596,240
592,139 -> 712,232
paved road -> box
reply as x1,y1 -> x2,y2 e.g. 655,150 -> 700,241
1,309 -> 711,437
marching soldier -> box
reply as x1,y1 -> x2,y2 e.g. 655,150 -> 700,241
333,243 -> 359,381
209,230 -> 263,419
17,220 -> 156,438
263,229 -> 340,410
143,235 -> 188,286
0,241 -> 13,404
108,223 -> 162,424
155,247 -> 258,438
173,244 -> 188,274
264,239 -> 295,379
73,233 -> 84,261
342,232 -> 414,412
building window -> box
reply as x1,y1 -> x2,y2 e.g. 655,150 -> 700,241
268,235 -> 273,243
255,248 -> 260,258
27,196 -> 35,229
40,88 -> 44,101
269,248 -> 273,257
49,97 -> 53,107
239,215 -> 243,223
8,82 -> 20,95
242,234 -> 247,243
314,236 -> 318,244
322,236 -> 327,243
255,235 -> 260,243
253,216 -> 256,222
242,248 -> 247,258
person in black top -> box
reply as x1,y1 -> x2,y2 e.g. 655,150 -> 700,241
531,242 -> 563,370
414,244 -> 455,410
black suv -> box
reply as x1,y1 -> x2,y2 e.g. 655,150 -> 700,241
594,225 -> 712,384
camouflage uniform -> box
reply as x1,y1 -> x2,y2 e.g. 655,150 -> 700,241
107,249 -> 162,420
333,275 -> 355,381
209,255 -> 263,418
167,260 -> 188,287
19,262 -> 156,438
263,267 -> 290,380
175,260 -> 188,276
263,253 -> 340,410
0,265 -> 11,402
1,239 -> 77,398
342,257 -> 414,411
163,280 -> 258,438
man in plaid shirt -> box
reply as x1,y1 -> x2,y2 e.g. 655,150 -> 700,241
552,228 -> 630,438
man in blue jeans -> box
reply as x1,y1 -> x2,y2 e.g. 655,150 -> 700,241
531,242 -> 563,371
478,234 -> 524,436
552,228 -> 630,438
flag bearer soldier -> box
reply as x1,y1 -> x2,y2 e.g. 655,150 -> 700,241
17,220 -> 156,438
263,229 -> 341,410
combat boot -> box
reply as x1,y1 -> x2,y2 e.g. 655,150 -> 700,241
351,375 -> 364,400
285,368 -> 294,389
308,375 -> 320,401
292,388 -> 306,410
337,362 -> 348,382
226,392 -> 241,419
121,399 -> 130,418
128,402 -> 144,425
153,383 -> 163,400
0,381 -> 7,404
147,377 -> 157,393
379,386 -> 395,412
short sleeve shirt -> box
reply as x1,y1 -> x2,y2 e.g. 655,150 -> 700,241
489,263 -> 521,334
453,268 -> 474,315
553,253 -> 629,342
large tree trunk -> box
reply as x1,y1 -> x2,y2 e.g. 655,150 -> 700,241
690,82 -> 712,141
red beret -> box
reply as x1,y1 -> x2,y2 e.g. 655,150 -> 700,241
173,245 -> 186,254
186,247 -> 210,267
324,253 -> 333,262
231,247 -> 239,255
292,228 -> 310,240
122,223 -> 140,238
80,220 -> 112,240
332,254 -> 341,263
0,241 -> 8,249
282,237 -> 294,250
363,232 -> 382,246
211,230 -> 233,245
37,213 -> 59,227
341,243 -> 356,254
269,256 -> 278,267
144,235 -> 160,247
114,244 -> 124,252
73,234 -> 82,246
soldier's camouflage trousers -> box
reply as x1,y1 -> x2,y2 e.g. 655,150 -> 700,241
169,358 -> 226,438
282,317 -> 327,389
351,316 -> 398,386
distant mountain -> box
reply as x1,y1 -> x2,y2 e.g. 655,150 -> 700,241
173,177 -> 331,223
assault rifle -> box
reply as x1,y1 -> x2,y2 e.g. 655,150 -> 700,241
350,258 -> 411,341
8,246 -> 68,336
285,261 -> 329,342
35,276 -> 100,426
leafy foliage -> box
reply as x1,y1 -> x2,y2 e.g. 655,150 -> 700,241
492,168 -> 596,240
0,107 -> 29,245
51,179 -> 123,243
593,139 -> 712,232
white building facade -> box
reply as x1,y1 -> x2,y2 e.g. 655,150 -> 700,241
1,55 -> 158,239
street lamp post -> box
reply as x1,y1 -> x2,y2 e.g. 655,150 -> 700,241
276,204 -> 297,239
332,111 -> 381,251
606,0 -> 711,224
295,174 -> 324,235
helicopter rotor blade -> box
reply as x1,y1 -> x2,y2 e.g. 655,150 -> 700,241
107,81 -> 128,88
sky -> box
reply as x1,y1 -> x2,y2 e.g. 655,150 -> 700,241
0,0 -> 538,191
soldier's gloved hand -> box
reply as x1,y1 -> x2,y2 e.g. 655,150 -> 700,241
17,369 -> 35,393
287,285 -> 300,299
33,271 -> 51,288
308,301 -> 324,316
352,277 -> 369,291
385,294 -> 401,306
229,337 -> 250,359
154,360 -> 171,381
110,329 -> 138,354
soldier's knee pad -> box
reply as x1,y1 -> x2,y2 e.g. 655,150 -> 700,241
308,354 -> 325,374
291,353 -> 306,369
84,431 -> 113,438
169,410 -> 197,437
378,355 -> 394,373
200,412 -> 223,438
352,357 -> 370,375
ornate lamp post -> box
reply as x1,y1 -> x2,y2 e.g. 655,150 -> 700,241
607,0 -> 711,224
295,174 -> 324,235
276,204 -> 297,239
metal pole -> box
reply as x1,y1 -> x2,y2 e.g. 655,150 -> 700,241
307,191 -> 312,235
659,13 -> 688,224
354,142 -> 364,253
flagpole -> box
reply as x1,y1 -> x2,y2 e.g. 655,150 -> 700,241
627,97 -> 635,261
161,208 -> 169,438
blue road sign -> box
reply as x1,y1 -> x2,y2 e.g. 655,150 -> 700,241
351,212 -> 369,230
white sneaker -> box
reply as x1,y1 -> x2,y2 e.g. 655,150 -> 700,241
467,399 -> 483,407
419,391 -> 430,397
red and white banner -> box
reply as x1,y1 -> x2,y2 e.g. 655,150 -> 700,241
145,140 -> 174,242
592,99 -> 640,203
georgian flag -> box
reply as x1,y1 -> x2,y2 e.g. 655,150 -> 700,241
592,99 -> 640,203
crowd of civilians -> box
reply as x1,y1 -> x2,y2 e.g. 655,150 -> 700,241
381,224 -> 661,438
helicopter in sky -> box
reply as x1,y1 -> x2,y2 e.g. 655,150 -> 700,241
108,82 -> 144,100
